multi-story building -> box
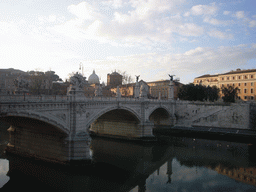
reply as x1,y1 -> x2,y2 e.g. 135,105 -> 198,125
107,71 -> 122,87
194,68 -> 256,101
147,80 -> 182,100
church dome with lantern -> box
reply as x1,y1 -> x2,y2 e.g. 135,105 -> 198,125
88,70 -> 100,84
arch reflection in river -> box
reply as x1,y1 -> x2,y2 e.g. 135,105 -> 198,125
1,135 -> 256,191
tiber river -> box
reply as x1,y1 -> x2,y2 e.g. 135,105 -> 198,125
1,121 -> 256,192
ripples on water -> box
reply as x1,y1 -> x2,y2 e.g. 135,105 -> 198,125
1,122 -> 256,192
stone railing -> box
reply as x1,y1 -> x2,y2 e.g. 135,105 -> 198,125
0,95 -> 172,103
0,95 -> 68,102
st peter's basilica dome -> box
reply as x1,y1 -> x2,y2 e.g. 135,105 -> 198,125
88,70 -> 100,84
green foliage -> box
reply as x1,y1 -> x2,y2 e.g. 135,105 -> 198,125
221,85 -> 238,102
178,84 -> 219,101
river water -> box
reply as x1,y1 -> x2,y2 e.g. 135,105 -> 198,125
1,122 -> 256,192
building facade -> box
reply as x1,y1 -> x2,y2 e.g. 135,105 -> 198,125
147,80 -> 182,100
110,79 -> 181,99
194,69 -> 256,101
107,71 -> 122,87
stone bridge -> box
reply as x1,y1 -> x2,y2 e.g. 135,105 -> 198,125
0,94 -> 175,163
0,72 -> 254,164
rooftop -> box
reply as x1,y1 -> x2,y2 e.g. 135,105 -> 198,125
195,68 -> 256,79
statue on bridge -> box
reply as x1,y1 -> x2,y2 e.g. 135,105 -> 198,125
139,82 -> 149,98
168,74 -> 175,82
14,76 -> 29,95
67,72 -> 87,97
70,72 -> 87,89
95,85 -> 103,97
135,75 -> 140,83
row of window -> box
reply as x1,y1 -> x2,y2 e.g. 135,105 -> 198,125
238,96 -> 254,100
196,74 -> 256,83
221,74 -> 255,81
221,83 -> 254,87
237,89 -> 254,94
221,82 -> 254,87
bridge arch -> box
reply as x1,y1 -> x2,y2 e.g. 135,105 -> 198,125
86,106 -> 141,128
148,106 -> 171,126
0,111 -> 70,135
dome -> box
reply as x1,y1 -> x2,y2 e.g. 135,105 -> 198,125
88,70 -> 100,84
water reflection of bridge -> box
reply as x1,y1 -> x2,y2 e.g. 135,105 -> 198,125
1,136 -> 256,191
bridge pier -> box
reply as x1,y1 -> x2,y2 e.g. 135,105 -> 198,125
67,132 -> 91,162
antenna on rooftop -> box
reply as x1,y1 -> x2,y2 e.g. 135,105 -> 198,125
79,62 -> 84,76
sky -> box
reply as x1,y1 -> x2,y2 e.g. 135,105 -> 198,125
0,0 -> 255,84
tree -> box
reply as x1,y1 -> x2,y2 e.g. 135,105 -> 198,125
178,84 -> 219,101
28,70 -> 45,95
27,70 -> 62,95
116,70 -> 134,85
44,71 -> 62,94
221,85 -> 238,102
206,85 -> 219,102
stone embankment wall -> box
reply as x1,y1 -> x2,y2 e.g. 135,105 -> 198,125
175,101 -> 254,129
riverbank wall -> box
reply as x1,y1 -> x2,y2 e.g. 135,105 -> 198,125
174,101 -> 255,130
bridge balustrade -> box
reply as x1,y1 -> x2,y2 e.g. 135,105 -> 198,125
0,95 -> 172,103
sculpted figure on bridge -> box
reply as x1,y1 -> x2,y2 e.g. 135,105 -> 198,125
95,85 -> 102,97
70,72 -> 87,89
67,72 -> 87,97
139,82 -> 148,98
14,77 -> 29,94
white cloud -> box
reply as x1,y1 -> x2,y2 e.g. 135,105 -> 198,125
0,21 -> 21,36
203,17 -> 232,25
208,29 -> 233,39
48,15 -> 57,22
235,11 -> 245,19
223,11 -> 230,15
232,10 -> 256,28
185,3 -> 218,17
178,23 -> 204,36
103,0 -> 123,9
249,20 -> 256,28
84,44 -> 256,83
67,1 -> 100,20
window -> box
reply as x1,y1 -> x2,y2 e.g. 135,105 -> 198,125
251,96 -> 254,100
227,77 -> 229,80
251,75 -> 254,78
238,89 -> 241,93
233,76 -> 235,80
245,75 -> 248,79
251,82 -> 254,86
244,89 -> 247,93
239,76 -> 241,79
245,83 -> 247,86
238,83 -> 241,86
222,77 -> 224,80
251,89 -> 254,94
244,96 -> 247,100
